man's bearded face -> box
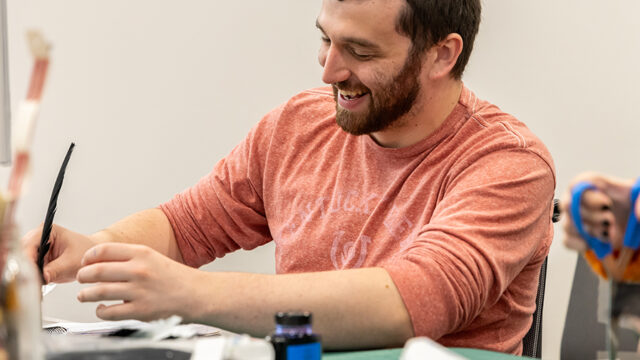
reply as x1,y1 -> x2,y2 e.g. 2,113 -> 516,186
332,53 -> 422,135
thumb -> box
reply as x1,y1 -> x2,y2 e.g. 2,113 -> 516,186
21,225 -> 44,263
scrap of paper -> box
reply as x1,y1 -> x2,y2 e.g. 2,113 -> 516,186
42,283 -> 56,296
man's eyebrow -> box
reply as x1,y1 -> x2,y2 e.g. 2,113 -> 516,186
341,37 -> 381,51
315,20 -> 381,51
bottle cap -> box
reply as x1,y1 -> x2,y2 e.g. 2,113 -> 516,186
275,312 -> 312,326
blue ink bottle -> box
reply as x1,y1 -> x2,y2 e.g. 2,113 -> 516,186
268,312 -> 321,360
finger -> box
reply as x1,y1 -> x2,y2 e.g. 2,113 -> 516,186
582,220 -> 611,241
579,205 -> 614,226
563,184 -> 607,212
20,225 -> 44,262
562,213 -> 581,235
81,243 -> 141,266
563,190 -> 616,237
607,222 -> 624,250
77,262 -> 137,283
574,210 -> 624,250
559,191 -> 571,214
568,172 -> 625,192
78,283 -> 135,303
559,192 -> 578,228
44,256 -> 79,284
96,302 -> 138,321
562,211 -> 619,252
580,190 -> 613,212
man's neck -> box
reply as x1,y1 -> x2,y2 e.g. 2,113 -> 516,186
370,80 -> 463,149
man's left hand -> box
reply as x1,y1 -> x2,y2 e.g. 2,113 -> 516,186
76,243 -> 205,322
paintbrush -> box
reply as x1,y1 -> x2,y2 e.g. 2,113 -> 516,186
37,142 -> 75,282
2,31 -> 51,230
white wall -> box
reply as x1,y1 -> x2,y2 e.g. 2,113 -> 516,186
465,2 -> 640,358
3,1 -> 640,358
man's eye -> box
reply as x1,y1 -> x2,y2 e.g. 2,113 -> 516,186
321,36 -> 331,44
350,49 -> 373,60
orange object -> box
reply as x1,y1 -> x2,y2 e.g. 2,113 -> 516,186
584,249 -> 640,282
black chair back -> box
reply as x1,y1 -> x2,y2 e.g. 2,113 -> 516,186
522,257 -> 547,358
522,199 -> 560,358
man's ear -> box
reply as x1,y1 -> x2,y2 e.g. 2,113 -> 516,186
427,33 -> 463,79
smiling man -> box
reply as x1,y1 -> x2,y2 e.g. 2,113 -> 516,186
24,0 -> 555,355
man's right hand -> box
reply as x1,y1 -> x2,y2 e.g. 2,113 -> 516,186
21,224 -> 97,284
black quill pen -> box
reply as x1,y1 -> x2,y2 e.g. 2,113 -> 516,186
37,142 -> 75,282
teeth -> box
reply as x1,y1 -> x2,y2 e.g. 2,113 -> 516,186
340,90 -> 365,97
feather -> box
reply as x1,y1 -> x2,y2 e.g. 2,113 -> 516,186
37,142 -> 75,282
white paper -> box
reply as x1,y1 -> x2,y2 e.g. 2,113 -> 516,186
223,335 -> 274,360
400,337 -> 468,360
43,318 -> 221,338
41,283 -> 56,297
43,319 -> 149,335
191,337 -> 226,360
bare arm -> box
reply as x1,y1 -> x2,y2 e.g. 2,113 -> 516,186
76,242 -> 413,350
193,268 -> 413,349
91,208 -> 183,262
22,208 -> 183,283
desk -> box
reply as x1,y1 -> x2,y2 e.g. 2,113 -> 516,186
324,348 -> 526,360
44,328 -> 526,359
45,336 -> 527,360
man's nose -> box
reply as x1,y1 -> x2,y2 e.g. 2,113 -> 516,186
319,45 -> 350,85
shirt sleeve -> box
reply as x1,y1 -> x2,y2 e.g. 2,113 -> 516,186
383,148 -> 555,340
160,105 -> 283,268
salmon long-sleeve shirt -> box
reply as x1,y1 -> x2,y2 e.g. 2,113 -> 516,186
160,85 -> 556,355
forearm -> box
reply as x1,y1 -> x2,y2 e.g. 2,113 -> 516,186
189,267 -> 413,350
90,208 -> 183,262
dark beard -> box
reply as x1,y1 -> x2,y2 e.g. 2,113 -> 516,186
332,53 -> 422,135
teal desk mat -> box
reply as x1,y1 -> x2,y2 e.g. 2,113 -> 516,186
323,347 -> 528,359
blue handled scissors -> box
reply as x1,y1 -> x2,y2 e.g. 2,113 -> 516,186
570,178 -> 640,278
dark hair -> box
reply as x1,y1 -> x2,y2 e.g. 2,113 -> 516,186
396,0 -> 481,79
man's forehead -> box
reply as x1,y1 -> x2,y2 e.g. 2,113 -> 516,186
317,0 -> 407,45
